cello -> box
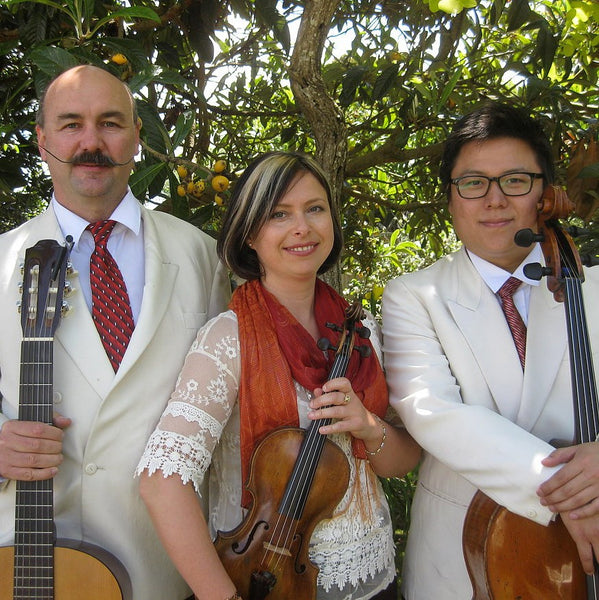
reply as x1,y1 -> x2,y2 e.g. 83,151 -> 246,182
214,301 -> 373,600
463,186 -> 599,599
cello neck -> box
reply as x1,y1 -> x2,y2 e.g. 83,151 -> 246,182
564,277 -> 599,445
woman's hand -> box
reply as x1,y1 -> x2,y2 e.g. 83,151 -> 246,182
307,377 -> 421,477
307,376 -> 383,449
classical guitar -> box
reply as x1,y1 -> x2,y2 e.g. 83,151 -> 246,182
463,187 -> 599,599
0,239 -> 132,600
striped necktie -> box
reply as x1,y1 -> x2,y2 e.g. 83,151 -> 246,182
498,276 -> 527,369
87,220 -> 134,371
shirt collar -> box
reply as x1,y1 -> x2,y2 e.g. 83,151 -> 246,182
51,188 -> 142,247
467,243 -> 544,294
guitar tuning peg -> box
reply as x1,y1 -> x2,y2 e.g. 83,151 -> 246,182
61,301 -> 73,317
63,280 -> 75,297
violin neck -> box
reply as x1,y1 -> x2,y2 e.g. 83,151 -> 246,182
564,278 -> 599,445
278,343 -> 353,520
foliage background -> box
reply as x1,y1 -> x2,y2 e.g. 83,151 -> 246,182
2,0 -> 599,584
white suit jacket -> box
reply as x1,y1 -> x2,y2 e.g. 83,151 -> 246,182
0,205 -> 230,600
382,246 -> 599,600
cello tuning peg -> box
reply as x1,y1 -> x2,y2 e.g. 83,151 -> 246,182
566,225 -> 589,238
354,345 -> 372,358
317,337 -> 336,352
580,254 -> 599,268
324,321 -> 343,333
523,262 -> 552,281
514,228 -> 545,248
355,326 -> 371,340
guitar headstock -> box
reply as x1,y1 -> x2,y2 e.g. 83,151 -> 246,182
20,240 -> 71,338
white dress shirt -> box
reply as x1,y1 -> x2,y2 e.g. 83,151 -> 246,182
52,189 -> 145,322
467,243 -> 544,326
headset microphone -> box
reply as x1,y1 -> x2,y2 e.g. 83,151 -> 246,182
36,143 -> 136,167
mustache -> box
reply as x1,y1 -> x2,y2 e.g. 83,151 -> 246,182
71,150 -> 120,166
37,143 -> 135,167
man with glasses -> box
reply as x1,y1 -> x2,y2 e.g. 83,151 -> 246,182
382,102 -> 599,599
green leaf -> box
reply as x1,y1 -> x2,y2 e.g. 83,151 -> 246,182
339,66 -> 368,107
438,66 -> 463,109
92,7 -> 161,35
536,24 -> 558,75
372,64 -> 400,102
171,111 -> 194,149
507,0 -> 533,31
28,46 -> 80,77
129,162 -> 167,200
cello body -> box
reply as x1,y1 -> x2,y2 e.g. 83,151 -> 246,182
463,490 -> 585,600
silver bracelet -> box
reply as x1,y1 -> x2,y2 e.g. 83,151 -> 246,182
364,415 -> 386,456
226,593 -> 242,600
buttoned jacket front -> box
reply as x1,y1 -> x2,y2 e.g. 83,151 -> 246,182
0,204 -> 230,600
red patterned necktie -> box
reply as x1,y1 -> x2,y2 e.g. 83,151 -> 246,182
87,220 -> 134,371
498,276 -> 527,369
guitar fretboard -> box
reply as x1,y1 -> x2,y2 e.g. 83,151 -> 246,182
14,339 -> 55,599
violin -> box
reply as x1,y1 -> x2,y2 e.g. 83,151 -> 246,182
214,302 -> 372,600
463,185 -> 599,599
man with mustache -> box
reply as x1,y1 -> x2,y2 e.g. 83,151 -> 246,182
0,65 -> 230,599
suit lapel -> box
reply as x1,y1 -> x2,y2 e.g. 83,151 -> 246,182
448,250 -> 525,420
116,209 -> 178,377
518,284 -> 566,429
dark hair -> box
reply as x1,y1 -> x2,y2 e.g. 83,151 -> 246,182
439,102 -> 555,198
217,151 -> 343,281
35,65 -> 139,128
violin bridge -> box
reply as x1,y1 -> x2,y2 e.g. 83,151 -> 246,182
262,541 -> 292,557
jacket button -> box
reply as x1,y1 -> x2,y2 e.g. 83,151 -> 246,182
84,463 -> 98,475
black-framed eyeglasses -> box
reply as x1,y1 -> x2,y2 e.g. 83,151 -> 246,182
450,172 -> 544,199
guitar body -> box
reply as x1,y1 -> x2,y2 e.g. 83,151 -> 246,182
0,539 -> 131,600
463,490 -> 585,600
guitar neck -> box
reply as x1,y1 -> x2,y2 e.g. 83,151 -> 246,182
14,338 -> 55,598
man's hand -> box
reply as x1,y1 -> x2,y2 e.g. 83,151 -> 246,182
537,442 -> 599,518
0,414 -> 71,481
561,511 -> 599,575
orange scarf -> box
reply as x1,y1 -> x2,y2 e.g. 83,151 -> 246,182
230,278 -> 388,507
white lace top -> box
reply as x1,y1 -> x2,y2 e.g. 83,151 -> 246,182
137,309 -> 396,599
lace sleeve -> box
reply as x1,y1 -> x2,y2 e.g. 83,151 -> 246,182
136,311 -> 240,494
